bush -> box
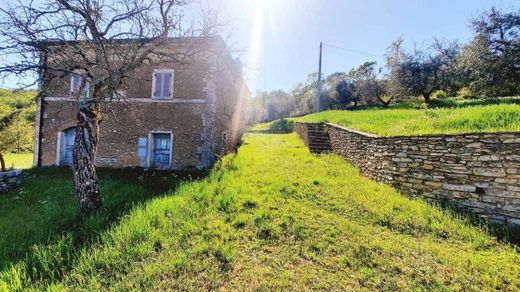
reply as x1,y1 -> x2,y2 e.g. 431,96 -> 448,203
458,87 -> 474,99
431,90 -> 448,100
268,118 -> 294,131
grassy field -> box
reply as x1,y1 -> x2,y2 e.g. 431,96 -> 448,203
1,133 -> 518,290
2,153 -> 33,169
253,101 -> 520,136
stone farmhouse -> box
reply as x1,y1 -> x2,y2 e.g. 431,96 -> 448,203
33,36 -> 249,169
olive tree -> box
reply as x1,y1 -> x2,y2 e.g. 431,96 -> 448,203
458,7 -> 520,97
386,38 -> 459,103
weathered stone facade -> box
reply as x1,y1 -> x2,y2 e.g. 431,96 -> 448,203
0,170 -> 22,193
294,122 -> 520,225
35,37 -> 248,169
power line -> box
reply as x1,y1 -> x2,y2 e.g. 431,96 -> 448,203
322,43 -> 385,59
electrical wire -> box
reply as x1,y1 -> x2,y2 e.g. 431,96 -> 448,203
322,43 -> 385,59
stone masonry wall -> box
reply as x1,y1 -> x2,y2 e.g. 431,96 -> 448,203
0,170 -> 22,193
40,100 -> 206,169
294,122 -> 520,225
37,37 -> 248,170
293,122 -> 310,146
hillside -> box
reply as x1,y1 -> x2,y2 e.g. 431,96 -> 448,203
254,99 -> 520,136
1,133 -> 519,290
0,89 -> 36,153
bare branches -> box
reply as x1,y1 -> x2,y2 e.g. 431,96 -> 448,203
0,0 -> 227,101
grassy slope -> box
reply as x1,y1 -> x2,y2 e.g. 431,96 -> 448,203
0,167 -> 206,290
253,103 -> 520,136
3,153 -> 33,169
2,134 -> 519,290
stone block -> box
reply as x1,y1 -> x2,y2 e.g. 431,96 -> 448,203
443,184 -> 476,192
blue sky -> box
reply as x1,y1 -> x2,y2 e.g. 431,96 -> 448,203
222,0 -> 519,94
1,0 -> 518,93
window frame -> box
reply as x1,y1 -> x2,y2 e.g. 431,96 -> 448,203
70,70 -> 89,98
147,131 -> 174,169
56,127 -> 77,166
151,69 -> 175,100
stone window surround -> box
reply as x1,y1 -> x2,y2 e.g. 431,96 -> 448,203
147,131 -> 174,169
151,68 -> 175,100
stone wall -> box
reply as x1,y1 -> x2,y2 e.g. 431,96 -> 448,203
293,122 -> 311,145
40,100 -> 206,169
294,122 -> 520,225
0,170 -> 22,193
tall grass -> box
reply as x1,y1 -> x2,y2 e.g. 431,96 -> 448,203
1,134 -> 518,290
294,104 -> 520,136
252,100 -> 520,136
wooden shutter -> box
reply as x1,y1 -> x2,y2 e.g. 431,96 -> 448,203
163,73 -> 171,98
154,72 -> 163,98
137,137 -> 148,167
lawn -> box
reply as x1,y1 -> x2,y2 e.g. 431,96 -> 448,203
2,153 -> 33,169
253,100 -> 520,136
1,133 -> 518,290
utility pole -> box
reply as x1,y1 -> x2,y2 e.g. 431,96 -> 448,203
316,42 -> 323,112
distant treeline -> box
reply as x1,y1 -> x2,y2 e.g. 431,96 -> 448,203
246,7 -> 520,124
0,89 -> 36,153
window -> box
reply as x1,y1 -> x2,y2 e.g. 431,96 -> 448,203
152,69 -> 174,99
70,71 -> 89,98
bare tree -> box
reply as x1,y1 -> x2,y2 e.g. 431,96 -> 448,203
0,0 -> 223,214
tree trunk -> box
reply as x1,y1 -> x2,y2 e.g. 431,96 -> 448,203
0,153 -> 5,172
423,93 -> 431,103
72,101 -> 102,215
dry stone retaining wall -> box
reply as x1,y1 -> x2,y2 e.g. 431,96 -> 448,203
294,122 -> 520,225
0,170 -> 22,193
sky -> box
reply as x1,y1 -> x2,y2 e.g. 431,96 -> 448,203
219,0 -> 520,94
1,0 -> 518,93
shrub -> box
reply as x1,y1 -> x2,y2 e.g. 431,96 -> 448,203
458,87 -> 474,99
431,90 -> 448,100
268,118 -> 294,131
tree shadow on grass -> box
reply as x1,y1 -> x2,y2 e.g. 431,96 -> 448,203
0,166 -> 208,279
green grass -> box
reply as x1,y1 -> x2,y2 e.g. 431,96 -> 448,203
0,167 -> 207,290
2,153 -> 33,169
253,101 -> 520,136
1,134 -> 519,290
